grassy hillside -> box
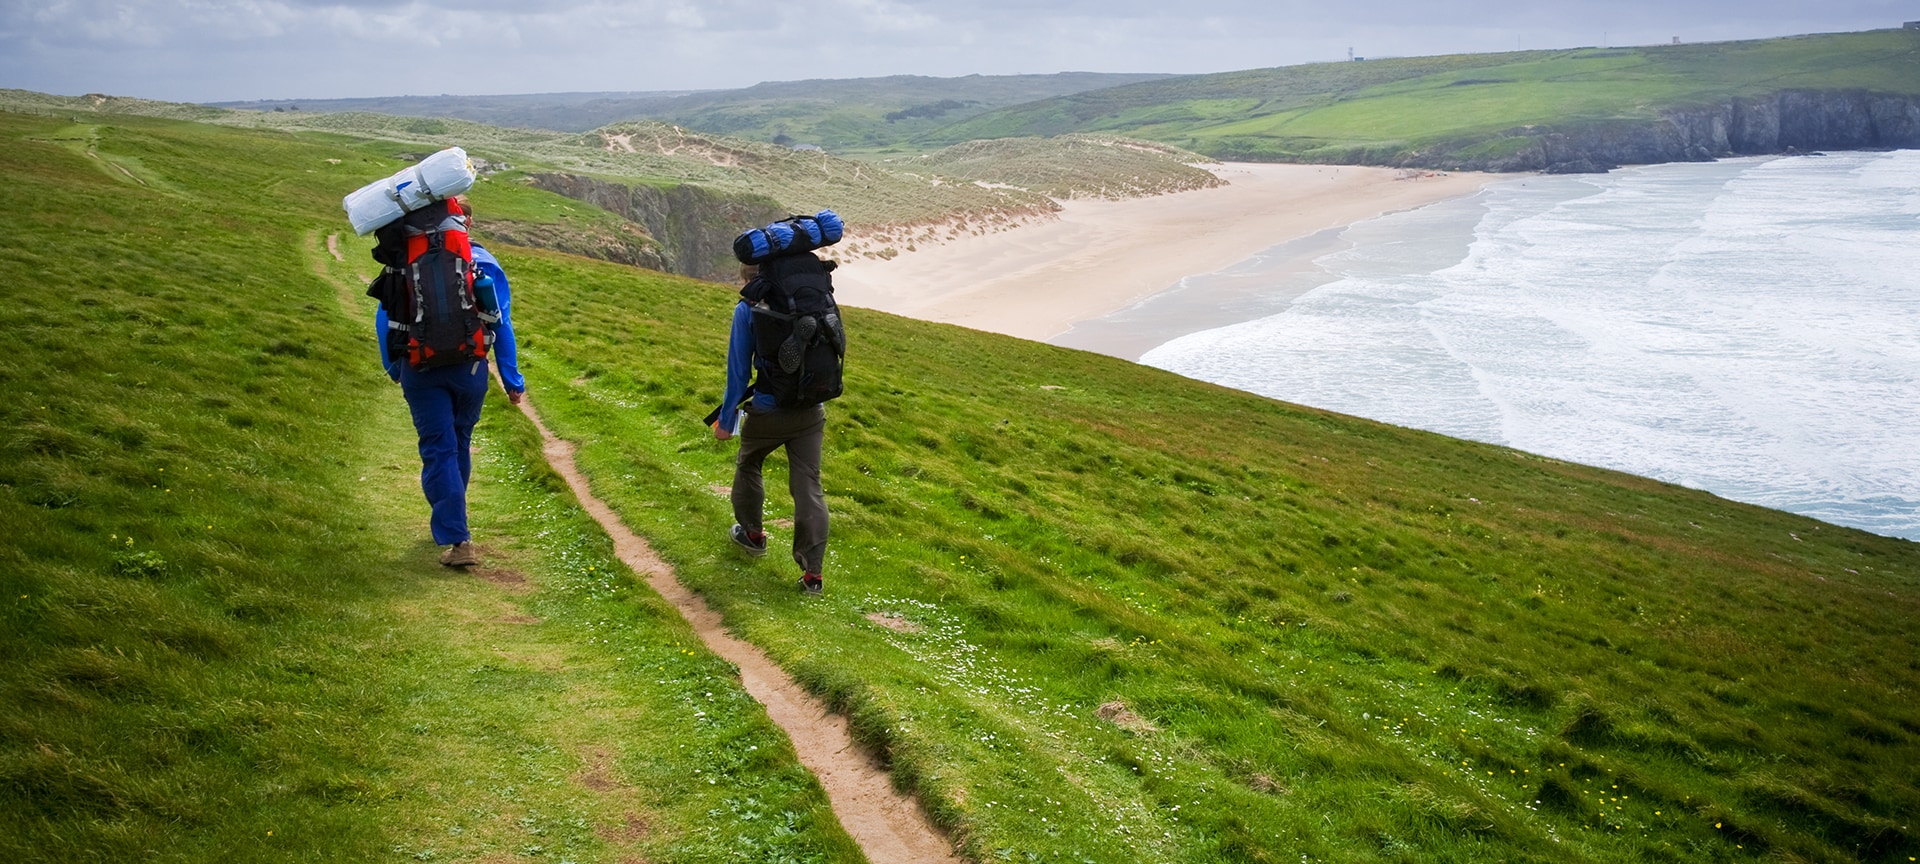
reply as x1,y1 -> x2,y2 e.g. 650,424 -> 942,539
205,73 -> 1175,149
5,108 -> 1918,864
0,92 -> 1058,235
0,88 -> 1232,268
507,261 -> 1920,864
893,135 -> 1222,200
209,88 -> 702,131
615,73 -> 1177,153
922,29 -> 1920,162
0,111 -> 859,863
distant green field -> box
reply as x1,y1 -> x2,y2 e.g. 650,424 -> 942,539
888,134 -> 1222,200
205,73 -> 1177,147
619,73 -> 1177,152
4,108 -> 1918,864
923,29 -> 1920,162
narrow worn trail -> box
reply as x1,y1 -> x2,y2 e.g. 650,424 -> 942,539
317,231 -> 960,862
514,389 -> 964,864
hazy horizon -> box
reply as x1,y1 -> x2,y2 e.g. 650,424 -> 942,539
2,1 -> 1909,103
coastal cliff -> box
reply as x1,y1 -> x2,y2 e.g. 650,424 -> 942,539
1414,89 -> 1920,173
477,218 -> 669,272
527,173 -> 787,281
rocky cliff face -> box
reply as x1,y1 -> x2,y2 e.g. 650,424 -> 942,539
1416,90 -> 1920,174
478,219 -> 668,272
528,173 -> 788,281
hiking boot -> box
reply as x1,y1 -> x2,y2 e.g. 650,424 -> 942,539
778,315 -> 817,373
799,573 -> 823,595
823,311 -> 845,355
730,524 -> 767,557
440,541 -> 479,568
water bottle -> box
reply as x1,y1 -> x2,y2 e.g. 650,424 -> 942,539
473,272 -> 501,325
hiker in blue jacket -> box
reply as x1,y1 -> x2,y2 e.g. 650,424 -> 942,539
714,263 -> 830,594
374,242 -> 525,567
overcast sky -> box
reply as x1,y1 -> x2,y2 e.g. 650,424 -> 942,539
1,1 -> 1909,102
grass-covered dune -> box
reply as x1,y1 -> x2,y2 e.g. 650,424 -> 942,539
921,29 -> 1920,168
4,109 -> 1918,863
889,134 -> 1224,200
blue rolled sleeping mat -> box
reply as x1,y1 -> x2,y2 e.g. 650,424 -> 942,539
733,210 -> 844,264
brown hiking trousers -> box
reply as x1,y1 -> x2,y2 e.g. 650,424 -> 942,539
732,404 -> 828,574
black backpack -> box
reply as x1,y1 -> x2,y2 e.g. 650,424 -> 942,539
745,253 -> 845,409
365,198 -> 489,370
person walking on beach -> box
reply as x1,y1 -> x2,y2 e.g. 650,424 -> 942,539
711,256 -> 841,594
369,197 -> 526,567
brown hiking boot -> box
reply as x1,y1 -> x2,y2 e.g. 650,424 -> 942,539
440,541 -> 480,568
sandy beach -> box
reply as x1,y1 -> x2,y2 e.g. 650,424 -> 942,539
831,163 -> 1505,353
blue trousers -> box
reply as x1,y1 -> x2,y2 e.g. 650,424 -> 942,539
399,360 -> 490,545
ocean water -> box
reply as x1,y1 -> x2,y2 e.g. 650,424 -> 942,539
1139,153 -> 1920,540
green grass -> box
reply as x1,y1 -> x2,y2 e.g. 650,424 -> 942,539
5,107 -> 1919,864
0,110 -> 859,863
205,73 -> 1176,147
0,93 -> 1062,233
894,135 -> 1222,200
506,255 -> 1920,863
612,73 -> 1175,151
0,91 -> 1194,241
922,29 -> 1920,162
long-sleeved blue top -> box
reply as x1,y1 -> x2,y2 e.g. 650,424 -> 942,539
374,243 -> 524,392
717,301 -> 778,426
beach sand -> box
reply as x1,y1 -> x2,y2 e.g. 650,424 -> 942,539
830,163 -> 1505,355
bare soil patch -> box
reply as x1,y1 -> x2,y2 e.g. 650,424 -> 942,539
576,748 -> 630,794
1097,700 -> 1158,734
474,567 -> 532,593
865,612 -> 924,634
598,812 -> 650,843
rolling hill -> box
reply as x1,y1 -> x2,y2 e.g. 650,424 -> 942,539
207,72 -> 1176,150
0,88 -> 1220,280
3,106 -> 1916,863
920,28 -> 1920,171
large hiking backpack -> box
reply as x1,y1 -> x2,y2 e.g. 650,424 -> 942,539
366,198 -> 494,370
745,252 -> 845,409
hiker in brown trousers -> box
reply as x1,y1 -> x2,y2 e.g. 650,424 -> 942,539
712,262 -> 831,594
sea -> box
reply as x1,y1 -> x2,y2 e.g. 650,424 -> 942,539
1114,152 -> 1920,541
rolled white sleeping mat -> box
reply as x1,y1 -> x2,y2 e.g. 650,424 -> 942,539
343,146 -> 478,235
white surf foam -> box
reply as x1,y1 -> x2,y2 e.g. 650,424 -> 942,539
1143,153 -> 1920,539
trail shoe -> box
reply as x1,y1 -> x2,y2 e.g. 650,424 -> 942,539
778,315 -> 817,373
823,311 -> 845,355
730,524 -> 767,557
440,541 -> 480,568
799,573 -> 824,595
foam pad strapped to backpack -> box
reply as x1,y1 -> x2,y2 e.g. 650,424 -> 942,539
343,147 -> 477,236
733,210 -> 845,265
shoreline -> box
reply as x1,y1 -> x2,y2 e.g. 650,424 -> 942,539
830,163 -> 1511,354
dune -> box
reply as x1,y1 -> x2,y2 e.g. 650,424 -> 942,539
831,163 -> 1505,350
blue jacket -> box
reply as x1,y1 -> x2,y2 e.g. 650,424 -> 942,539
374,243 -> 524,392
718,300 -> 779,423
